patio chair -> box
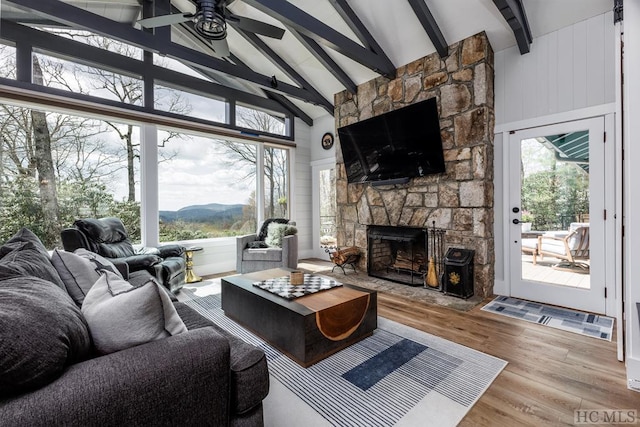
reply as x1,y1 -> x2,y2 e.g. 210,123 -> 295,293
537,222 -> 590,272
521,238 -> 539,265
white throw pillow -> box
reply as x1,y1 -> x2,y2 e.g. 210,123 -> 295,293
265,223 -> 297,247
81,271 -> 187,354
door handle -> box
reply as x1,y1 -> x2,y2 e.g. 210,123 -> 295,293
512,219 -> 520,224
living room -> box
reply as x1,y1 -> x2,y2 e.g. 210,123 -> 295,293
1,0 -> 640,426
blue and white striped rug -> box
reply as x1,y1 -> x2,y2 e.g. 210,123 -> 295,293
183,293 -> 507,427
482,296 -> 614,341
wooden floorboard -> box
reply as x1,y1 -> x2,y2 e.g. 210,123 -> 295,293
373,291 -> 638,426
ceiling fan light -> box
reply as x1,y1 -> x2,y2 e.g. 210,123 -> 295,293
195,11 -> 227,40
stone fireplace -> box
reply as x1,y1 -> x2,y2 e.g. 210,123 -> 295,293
334,32 -> 495,298
367,226 -> 427,286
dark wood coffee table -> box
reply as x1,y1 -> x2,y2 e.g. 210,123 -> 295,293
221,268 -> 377,367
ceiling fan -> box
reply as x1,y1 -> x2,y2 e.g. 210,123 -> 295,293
137,0 -> 285,56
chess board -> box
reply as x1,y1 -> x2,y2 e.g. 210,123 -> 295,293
253,274 -> 342,300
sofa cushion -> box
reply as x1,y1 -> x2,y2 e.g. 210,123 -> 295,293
243,247 -> 283,262
174,302 -> 269,414
0,277 -> 91,396
0,239 -> 65,290
50,249 -> 122,307
82,271 -> 187,354
265,223 -> 297,248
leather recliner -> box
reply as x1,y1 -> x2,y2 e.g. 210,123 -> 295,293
61,217 -> 186,293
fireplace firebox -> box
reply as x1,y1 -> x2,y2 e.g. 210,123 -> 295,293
367,226 -> 428,286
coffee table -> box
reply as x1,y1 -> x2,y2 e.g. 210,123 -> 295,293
221,268 -> 377,367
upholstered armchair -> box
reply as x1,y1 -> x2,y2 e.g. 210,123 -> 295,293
236,219 -> 298,274
537,222 -> 590,271
61,217 -> 186,293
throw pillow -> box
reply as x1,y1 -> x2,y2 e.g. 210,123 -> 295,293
50,249 -> 122,307
264,223 -> 297,248
0,241 -> 65,289
81,271 -> 187,355
74,248 -> 123,278
0,277 -> 91,397
257,218 -> 289,241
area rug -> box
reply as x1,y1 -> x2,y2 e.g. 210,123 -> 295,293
183,292 -> 507,427
482,296 -> 614,341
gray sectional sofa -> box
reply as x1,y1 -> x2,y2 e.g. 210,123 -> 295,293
0,228 -> 269,426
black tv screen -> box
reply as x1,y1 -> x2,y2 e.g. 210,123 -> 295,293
337,97 -> 445,185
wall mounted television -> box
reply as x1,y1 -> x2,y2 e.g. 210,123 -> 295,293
337,97 -> 445,185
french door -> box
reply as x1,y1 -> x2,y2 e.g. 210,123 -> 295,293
508,117 -> 607,313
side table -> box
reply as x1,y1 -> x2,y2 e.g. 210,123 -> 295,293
185,246 -> 203,283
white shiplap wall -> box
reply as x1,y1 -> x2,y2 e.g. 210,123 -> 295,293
494,11 -> 615,126
292,118 -> 314,259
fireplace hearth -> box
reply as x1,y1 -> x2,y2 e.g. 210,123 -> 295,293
367,226 -> 428,286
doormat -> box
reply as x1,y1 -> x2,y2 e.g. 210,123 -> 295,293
482,296 -> 614,341
183,292 -> 507,427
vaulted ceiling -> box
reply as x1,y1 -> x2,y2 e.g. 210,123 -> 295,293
0,0 -> 613,126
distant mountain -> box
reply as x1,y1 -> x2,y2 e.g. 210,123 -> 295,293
160,203 -> 245,223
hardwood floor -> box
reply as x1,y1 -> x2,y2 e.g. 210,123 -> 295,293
376,291 -> 638,426
208,261 -> 638,425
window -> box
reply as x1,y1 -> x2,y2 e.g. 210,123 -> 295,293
264,146 -> 289,219
0,43 -> 16,79
154,83 -> 226,123
237,105 -> 287,136
33,52 -> 143,106
38,28 -> 143,60
157,131 -> 258,241
0,104 -> 140,248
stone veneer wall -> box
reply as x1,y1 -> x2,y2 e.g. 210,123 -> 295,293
334,32 -> 495,298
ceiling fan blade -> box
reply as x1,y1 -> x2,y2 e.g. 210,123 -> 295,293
211,38 -> 230,57
227,13 -> 285,39
137,13 -> 195,29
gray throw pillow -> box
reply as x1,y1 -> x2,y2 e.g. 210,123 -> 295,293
0,277 -> 91,397
73,248 -> 123,278
81,271 -> 187,355
0,241 -> 65,289
51,249 -> 121,307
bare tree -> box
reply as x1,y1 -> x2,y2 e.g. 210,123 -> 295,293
41,30 -> 191,202
218,108 -> 289,218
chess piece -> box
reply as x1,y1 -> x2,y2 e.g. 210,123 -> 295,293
426,257 -> 439,288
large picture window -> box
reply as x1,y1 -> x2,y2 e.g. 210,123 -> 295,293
0,104 -> 141,248
157,132 -> 258,241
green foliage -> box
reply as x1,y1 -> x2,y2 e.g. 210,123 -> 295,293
522,164 -> 589,230
0,177 -> 48,244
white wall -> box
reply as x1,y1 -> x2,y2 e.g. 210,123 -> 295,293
292,118 -> 314,259
623,0 -> 640,392
494,11 -> 615,126
309,113 -> 337,162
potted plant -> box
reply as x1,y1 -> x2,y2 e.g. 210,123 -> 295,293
521,211 -> 534,232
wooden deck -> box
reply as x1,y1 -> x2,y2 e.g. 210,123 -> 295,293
521,254 -> 590,289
